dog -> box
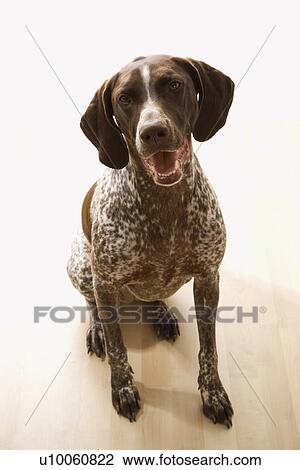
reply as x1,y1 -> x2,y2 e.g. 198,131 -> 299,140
67,55 -> 234,427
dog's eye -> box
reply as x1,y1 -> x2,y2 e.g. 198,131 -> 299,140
118,94 -> 131,104
169,80 -> 181,91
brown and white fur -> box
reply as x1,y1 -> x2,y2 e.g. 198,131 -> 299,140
67,55 -> 234,427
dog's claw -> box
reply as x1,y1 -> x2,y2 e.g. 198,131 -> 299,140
112,384 -> 141,422
86,321 -> 106,359
151,302 -> 180,342
200,383 -> 234,428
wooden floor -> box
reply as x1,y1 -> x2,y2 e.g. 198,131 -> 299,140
1,121 -> 299,449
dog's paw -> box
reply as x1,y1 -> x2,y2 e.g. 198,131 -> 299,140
200,383 -> 233,428
151,302 -> 180,342
112,383 -> 141,422
86,320 -> 106,359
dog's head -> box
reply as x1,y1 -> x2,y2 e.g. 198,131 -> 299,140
81,55 -> 234,186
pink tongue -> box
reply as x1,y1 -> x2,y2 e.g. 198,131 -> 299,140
150,151 -> 177,173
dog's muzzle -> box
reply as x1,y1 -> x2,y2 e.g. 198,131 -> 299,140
142,135 -> 190,187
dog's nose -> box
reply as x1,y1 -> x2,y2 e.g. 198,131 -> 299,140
139,122 -> 170,145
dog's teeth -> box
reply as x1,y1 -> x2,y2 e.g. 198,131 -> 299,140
158,169 -> 176,178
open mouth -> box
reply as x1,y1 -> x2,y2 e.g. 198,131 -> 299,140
143,136 -> 190,186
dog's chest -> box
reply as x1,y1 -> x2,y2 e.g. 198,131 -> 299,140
92,176 -> 226,289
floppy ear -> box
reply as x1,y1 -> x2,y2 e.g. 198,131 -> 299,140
174,58 -> 234,142
80,76 -> 129,169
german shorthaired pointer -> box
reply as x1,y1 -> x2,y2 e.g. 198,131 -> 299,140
67,55 -> 234,427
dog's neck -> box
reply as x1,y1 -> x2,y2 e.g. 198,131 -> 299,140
121,150 -> 205,221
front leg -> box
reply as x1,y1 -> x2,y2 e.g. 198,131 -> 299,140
86,299 -> 106,358
93,277 -> 140,422
193,273 -> 233,428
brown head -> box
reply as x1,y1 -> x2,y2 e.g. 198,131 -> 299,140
80,55 -> 234,187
